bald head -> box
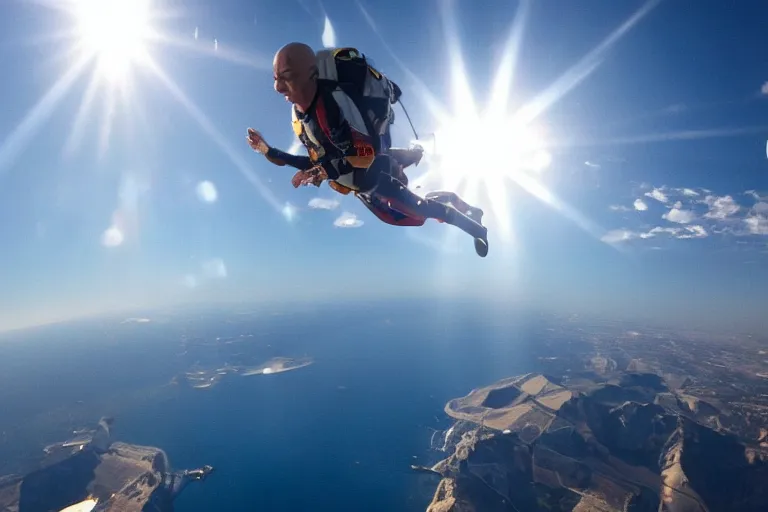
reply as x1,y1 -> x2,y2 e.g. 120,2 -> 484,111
273,42 -> 318,111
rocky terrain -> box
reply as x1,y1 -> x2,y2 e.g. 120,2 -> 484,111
0,417 -> 213,512
418,372 -> 768,512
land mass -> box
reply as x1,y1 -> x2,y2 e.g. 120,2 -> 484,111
0,417 -> 213,512
420,371 -> 768,511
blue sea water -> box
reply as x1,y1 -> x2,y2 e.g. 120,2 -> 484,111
0,300 -> 543,511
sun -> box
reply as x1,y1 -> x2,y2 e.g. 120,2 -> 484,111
72,0 -> 153,83
429,113 -> 551,187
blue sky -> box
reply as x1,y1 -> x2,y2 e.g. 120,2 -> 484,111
0,0 -> 767,333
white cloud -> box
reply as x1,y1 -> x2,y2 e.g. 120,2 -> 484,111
745,201 -> 768,235
101,226 -> 124,247
122,317 -> 151,324
608,186 -> 768,246
644,187 -> 668,203
745,215 -> 768,235
645,227 -> 676,237
677,225 -> 708,239
602,225 -> 708,244
761,82 -> 768,96
601,229 -> 638,244
610,205 -> 631,212
334,212 -> 363,228
322,16 -> 336,48
308,197 -> 339,210
703,195 -> 740,219
633,199 -> 648,211
196,180 -> 218,203
681,188 -> 699,197
648,225 -> 708,239
584,161 -> 601,169
663,207 -> 695,224
202,258 -> 227,279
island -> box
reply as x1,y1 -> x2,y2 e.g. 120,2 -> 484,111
240,356 -> 314,376
419,371 -> 768,511
176,356 -> 315,389
0,417 -> 213,512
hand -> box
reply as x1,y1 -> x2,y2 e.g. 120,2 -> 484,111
246,128 -> 269,154
291,166 -> 328,188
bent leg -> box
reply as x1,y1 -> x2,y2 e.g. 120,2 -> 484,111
424,191 -> 484,224
358,194 -> 426,227
352,155 -> 488,244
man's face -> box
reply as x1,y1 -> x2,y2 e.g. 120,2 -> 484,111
273,55 -> 307,104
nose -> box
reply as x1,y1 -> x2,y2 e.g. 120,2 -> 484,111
275,79 -> 287,94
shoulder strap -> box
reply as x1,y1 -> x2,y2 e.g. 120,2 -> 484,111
291,106 -> 303,138
335,82 -> 382,154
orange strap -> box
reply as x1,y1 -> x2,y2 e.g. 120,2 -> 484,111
329,181 -> 353,195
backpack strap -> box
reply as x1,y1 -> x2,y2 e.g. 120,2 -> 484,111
335,82 -> 383,154
316,48 -> 394,155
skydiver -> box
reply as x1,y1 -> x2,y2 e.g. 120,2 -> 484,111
245,42 -> 489,257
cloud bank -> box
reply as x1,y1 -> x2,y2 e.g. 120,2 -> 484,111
604,185 -> 768,246
308,197 -> 340,210
334,212 -> 363,228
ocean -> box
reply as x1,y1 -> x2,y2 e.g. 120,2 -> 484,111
0,300 -> 541,511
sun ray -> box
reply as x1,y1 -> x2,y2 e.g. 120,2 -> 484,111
0,53 -> 92,177
142,57 -> 284,212
488,0 -> 531,116
408,166 -> 437,192
461,174 -> 481,208
483,176 -> 513,241
564,125 -> 768,148
98,90 -> 117,158
438,0 -> 476,116
514,0 -> 661,126
63,68 -> 101,158
511,172 -> 607,243
150,32 -> 271,69
355,0 -> 447,123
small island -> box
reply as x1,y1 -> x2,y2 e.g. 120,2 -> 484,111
241,357 -> 314,376
174,356 -> 315,390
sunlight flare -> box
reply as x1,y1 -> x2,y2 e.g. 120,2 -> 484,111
72,0 -> 153,83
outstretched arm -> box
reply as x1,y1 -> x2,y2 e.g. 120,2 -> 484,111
246,128 -> 313,170
265,147 -> 314,170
